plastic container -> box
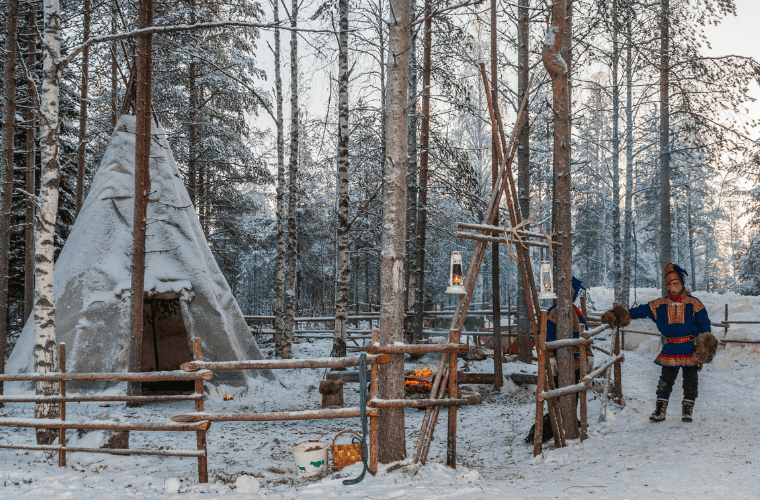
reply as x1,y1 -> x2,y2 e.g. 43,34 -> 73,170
291,442 -> 329,478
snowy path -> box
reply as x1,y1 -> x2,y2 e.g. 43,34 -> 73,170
1,288 -> 759,498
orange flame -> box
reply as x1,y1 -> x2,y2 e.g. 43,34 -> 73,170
224,395 -> 234,400
405,368 -> 433,391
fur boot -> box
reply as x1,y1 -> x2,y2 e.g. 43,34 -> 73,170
601,305 -> 632,328
682,401 -> 694,422
649,401 -> 668,422
693,332 -> 718,364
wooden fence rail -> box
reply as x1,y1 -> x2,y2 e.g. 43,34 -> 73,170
0,342 -> 210,482
534,312 -> 625,457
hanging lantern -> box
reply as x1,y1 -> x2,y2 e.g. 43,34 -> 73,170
445,251 -> 466,294
538,260 -> 557,300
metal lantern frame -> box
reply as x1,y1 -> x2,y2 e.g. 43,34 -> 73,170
445,251 -> 466,294
537,260 -> 557,300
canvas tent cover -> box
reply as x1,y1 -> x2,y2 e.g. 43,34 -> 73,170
7,115 -> 275,389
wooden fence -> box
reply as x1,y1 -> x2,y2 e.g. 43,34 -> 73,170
0,342 -> 211,482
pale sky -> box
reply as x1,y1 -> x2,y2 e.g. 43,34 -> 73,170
696,0 -> 759,139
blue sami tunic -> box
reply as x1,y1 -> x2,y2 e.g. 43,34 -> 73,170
546,305 -> 587,366
629,294 -> 711,367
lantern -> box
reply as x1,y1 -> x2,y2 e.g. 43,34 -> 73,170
538,260 -> 557,300
445,251 -> 466,294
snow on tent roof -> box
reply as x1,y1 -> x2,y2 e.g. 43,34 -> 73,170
6,115 -> 275,390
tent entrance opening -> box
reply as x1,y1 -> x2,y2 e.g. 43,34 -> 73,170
140,297 -> 194,394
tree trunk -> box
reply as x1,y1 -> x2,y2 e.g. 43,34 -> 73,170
35,0 -> 62,444
128,0 -> 153,402
378,0 -> 411,464
413,0 -> 431,344
283,0 -> 300,359
187,2 -> 198,206
334,0 -> 350,358
273,0 -> 287,357
686,171 -> 696,290
110,5 -> 118,127
405,0 -> 418,316
516,0 -> 531,364
621,13 -> 633,308
659,0 -> 671,293
611,1 -> 621,303
490,0 -> 502,388
1,0 -> 20,407
543,0 -> 577,440
25,9 -> 37,320
76,0 -> 90,216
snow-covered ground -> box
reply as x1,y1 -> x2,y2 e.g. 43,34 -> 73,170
1,288 -> 759,499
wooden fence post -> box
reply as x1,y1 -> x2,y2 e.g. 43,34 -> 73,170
59,343 -> 66,467
446,347 -> 458,468
369,329 -> 379,472
192,338 -> 207,483
578,325 -> 587,442
193,339 -> 204,413
534,311 -> 546,457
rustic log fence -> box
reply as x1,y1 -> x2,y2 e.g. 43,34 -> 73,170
534,312 -> 625,457
0,342 -> 211,482
174,338 -> 392,474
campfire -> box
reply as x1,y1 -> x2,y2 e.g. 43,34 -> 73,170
404,368 -> 434,395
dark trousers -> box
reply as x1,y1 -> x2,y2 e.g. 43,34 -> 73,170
656,365 -> 699,403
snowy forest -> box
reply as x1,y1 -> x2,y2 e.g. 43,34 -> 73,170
1,0 -> 759,352
1,0 -> 760,497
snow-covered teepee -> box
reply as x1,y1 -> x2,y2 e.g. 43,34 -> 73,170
7,115 -> 275,390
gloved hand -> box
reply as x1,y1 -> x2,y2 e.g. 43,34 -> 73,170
600,305 -> 631,328
549,357 -> 557,377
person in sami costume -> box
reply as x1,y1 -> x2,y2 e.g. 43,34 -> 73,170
545,276 -> 593,383
609,263 -> 711,423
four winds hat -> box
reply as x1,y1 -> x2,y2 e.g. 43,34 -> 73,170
664,262 -> 688,286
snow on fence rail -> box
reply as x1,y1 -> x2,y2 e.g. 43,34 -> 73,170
0,342 -> 211,482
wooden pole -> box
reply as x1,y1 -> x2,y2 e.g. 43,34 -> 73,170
579,325 -> 588,441
370,329 -> 379,472
193,339 -> 204,412
181,355 -> 389,372
534,312 -> 546,456
197,426 -> 208,483
446,350 -> 458,468
192,338 -> 207,482
58,344 -> 66,466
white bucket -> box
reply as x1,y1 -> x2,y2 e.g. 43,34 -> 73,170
291,442 -> 329,478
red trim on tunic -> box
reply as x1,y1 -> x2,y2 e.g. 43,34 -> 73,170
665,336 -> 693,344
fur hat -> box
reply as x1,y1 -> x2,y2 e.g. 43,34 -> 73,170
664,263 -> 688,287
600,305 -> 631,328
693,332 -> 718,364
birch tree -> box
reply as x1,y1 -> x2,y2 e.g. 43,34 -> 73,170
34,0 -> 63,444
378,0 -> 411,463
283,0 -> 300,359
334,0 -> 351,358
271,0 -> 287,357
